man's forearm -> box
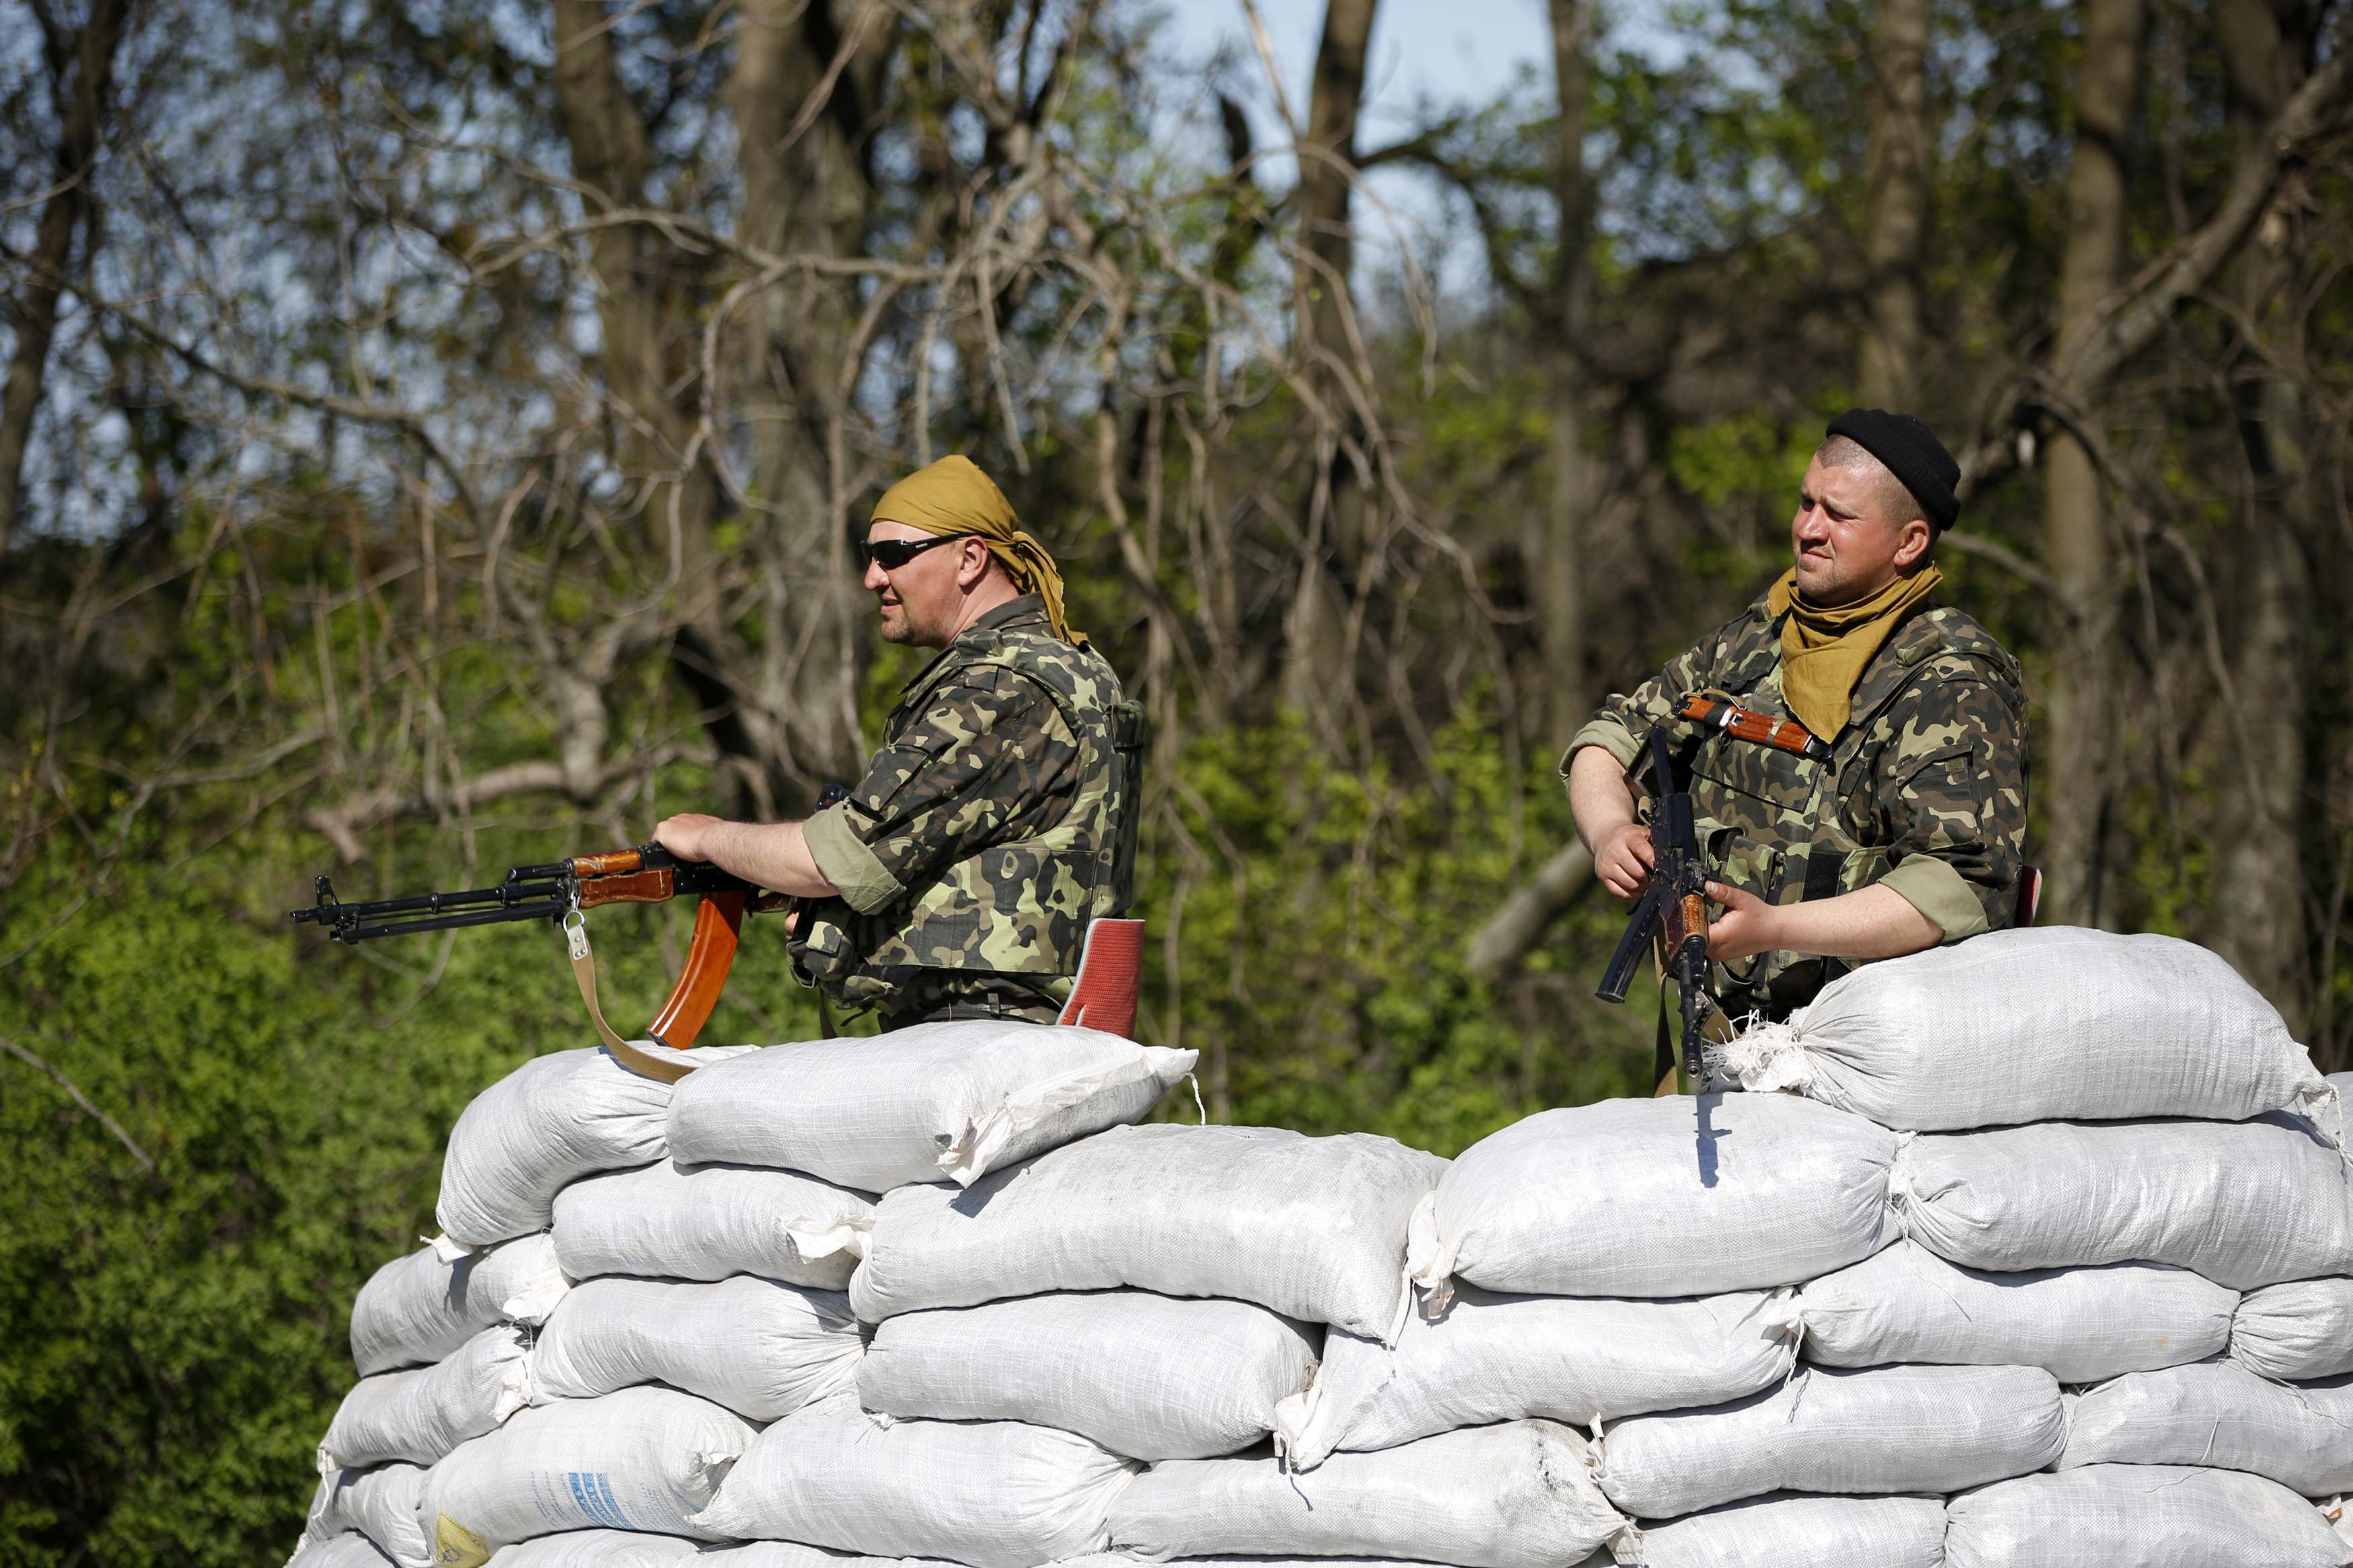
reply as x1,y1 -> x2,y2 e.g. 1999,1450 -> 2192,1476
1757,882 -> 1940,961
701,819 -> 836,898
1566,744 -> 1638,854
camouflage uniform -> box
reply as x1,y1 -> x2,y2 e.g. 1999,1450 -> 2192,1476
1566,591 -> 2029,1021
793,594 -> 1129,1027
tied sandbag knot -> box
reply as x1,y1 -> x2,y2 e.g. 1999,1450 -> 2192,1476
1706,1014 -> 1815,1094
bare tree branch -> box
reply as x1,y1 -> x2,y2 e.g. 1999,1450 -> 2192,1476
1,1035 -> 155,1172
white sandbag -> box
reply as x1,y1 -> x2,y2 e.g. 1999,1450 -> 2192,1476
1945,1464 -> 2353,1568
688,1389 -> 1135,1568
529,1275 -> 861,1421
1892,1114 -> 2353,1288
1277,1287 -> 1798,1471
1598,1362 -> 2063,1520
1626,1491 -> 1946,1568
319,1326 -> 530,1471
552,1160 -> 873,1290
418,1386 -> 754,1559
860,1290 -> 1317,1460
1055,1560 -> 1454,1568
437,1046 -> 747,1248
850,1124 -> 1445,1342
695,1548 -> 962,1568
2236,1278 -> 2353,1380
665,1021 -> 1199,1190
2061,1362 -> 2353,1496
350,1233 -> 569,1376
304,1463 -> 430,1567
287,1535 -> 395,1568
1712,927 -> 2333,1132
1108,1419 -> 1627,1568
484,1532 -> 702,1567
1057,1561 -> 1455,1568
1798,1240 -> 2236,1383
1408,1094 -> 1897,1302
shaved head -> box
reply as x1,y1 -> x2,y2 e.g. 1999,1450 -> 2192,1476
1817,434 -> 1927,532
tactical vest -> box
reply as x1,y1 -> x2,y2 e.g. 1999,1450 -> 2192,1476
1680,602 -> 2018,1020
793,624 -> 1131,1013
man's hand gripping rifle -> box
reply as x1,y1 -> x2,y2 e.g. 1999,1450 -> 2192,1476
1595,727 -> 1716,1086
290,843 -> 795,1083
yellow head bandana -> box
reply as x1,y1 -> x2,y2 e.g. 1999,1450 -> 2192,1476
1765,563 -> 1943,739
870,455 -> 1085,647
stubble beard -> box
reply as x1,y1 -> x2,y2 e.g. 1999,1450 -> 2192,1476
877,595 -> 942,647
1793,550 -> 1840,604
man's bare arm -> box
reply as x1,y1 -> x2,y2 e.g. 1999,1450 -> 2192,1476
1567,744 -> 1656,899
653,813 -> 837,898
1706,880 -> 1940,963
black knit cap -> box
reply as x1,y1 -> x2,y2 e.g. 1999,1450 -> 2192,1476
1825,408 -> 1961,532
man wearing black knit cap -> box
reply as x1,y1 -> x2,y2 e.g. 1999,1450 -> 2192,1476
1564,409 -> 2029,1025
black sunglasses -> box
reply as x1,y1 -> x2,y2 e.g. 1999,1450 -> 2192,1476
865,533 -> 973,570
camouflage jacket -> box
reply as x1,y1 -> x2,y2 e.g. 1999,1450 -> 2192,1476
1566,591 -> 2029,1020
792,595 -> 1127,1022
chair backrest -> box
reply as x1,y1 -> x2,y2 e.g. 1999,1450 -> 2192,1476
1056,917 -> 1145,1038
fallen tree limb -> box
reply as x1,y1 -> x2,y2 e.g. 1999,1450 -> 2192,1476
1466,841 -> 1595,980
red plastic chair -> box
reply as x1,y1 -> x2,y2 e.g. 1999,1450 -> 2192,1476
1056,917 -> 1146,1038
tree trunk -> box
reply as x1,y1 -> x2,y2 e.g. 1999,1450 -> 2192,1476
1856,0 -> 1932,408
2038,0 -> 2143,929
1279,0 -> 1380,735
0,0 -> 135,548
1531,0 -> 1594,739
2208,0 -> 2311,1028
549,0 -> 715,613
725,0 -> 881,811
1292,0 -> 1378,366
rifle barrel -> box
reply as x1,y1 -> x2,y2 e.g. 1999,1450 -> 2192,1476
335,901 -> 567,942
292,878 -> 568,925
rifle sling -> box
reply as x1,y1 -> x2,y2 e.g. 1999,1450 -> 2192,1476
563,913 -> 696,1084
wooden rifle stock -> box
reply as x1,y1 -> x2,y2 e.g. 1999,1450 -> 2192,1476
1675,692 -> 1833,763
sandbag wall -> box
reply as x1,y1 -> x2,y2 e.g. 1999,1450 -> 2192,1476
288,926 -> 2353,1568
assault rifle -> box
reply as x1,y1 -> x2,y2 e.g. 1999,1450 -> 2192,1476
291,843 -> 791,1082
1595,726 -> 1716,1087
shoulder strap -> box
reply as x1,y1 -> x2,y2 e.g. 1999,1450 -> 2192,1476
1107,701 -> 1150,917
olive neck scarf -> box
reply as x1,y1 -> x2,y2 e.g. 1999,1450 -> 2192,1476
1764,563 -> 1942,740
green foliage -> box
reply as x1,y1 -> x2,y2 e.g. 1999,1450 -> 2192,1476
1142,694 -> 1654,1155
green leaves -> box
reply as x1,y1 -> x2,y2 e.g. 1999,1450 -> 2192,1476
1140,697 -> 1656,1155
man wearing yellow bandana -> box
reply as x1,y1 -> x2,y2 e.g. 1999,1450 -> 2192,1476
654,454 -> 1138,1027
1565,410 -> 2029,1023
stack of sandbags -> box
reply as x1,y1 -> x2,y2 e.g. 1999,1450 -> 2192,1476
292,1044 -> 750,1567
1372,1089 -> 1979,1567
294,1228 -> 576,1566
298,1024 -> 1207,1568
1267,928 -> 2351,1568
679,1025 -> 1616,1568
292,931 -> 2353,1568
1722,927 -> 2353,1568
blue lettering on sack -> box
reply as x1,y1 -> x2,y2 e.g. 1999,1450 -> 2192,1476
561,1470 -> 631,1530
